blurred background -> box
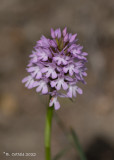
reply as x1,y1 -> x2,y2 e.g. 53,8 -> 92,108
0,0 -> 114,159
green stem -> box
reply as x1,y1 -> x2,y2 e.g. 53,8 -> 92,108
45,96 -> 54,160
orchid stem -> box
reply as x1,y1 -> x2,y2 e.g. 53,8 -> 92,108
45,96 -> 54,160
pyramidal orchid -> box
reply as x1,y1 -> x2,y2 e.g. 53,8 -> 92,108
22,27 -> 88,110
22,27 -> 88,160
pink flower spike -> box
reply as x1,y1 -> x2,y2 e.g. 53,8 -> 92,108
22,27 -> 88,110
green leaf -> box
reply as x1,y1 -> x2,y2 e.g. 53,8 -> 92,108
53,146 -> 71,160
70,128 -> 87,160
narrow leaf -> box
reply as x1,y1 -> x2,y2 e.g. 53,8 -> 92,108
53,146 -> 71,160
70,128 -> 87,160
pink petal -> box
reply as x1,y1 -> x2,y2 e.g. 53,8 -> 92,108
54,101 -> 60,110
42,85 -> 48,94
46,71 -> 51,78
55,28 -> 61,39
67,87 -> 72,98
57,60 -> 61,65
62,27 -> 67,36
27,67 -> 35,72
49,99 -> 54,107
63,67 -> 68,73
41,68 -> 48,73
69,34 -> 77,43
42,56 -> 48,61
52,71 -> 57,79
69,69 -> 73,76
62,82 -> 68,90
32,81 -> 39,87
51,28 -> 55,38
28,80 -> 34,89
56,82 -> 61,90
63,59 -> 67,65
22,76 -> 29,83
73,89 -> 76,97
64,33 -> 69,42
77,88 -> 83,94
25,81 -> 30,87
58,28 -> 61,39
74,68 -> 79,73
82,72 -> 87,76
36,72 -> 42,79
36,86 -> 42,92
82,52 -> 88,56
51,81 -> 57,87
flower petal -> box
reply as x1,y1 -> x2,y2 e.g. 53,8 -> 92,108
52,71 -> 57,79
69,34 -> 77,43
67,87 -> 72,98
54,101 -> 60,110
56,81 -> 62,90
42,85 -> 48,94
62,82 -> 68,90
73,88 -> 76,97
36,85 -> 42,92
36,72 -> 42,79
51,28 -> 55,38
51,81 -> 57,87
63,27 -> 67,36
22,76 -> 29,83
41,68 -> 48,73
64,33 -> 68,42
77,88 -> 83,94
63,67 -> 68,73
